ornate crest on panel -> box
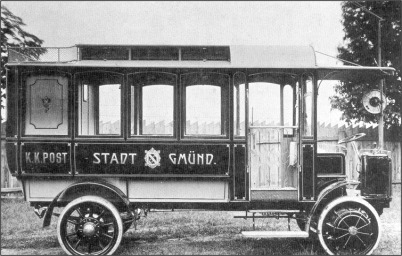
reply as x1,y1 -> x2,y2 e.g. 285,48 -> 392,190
144,148 -> 161,169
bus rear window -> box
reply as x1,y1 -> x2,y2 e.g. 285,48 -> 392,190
24,75 -> 69,136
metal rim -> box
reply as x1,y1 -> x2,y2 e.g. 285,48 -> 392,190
57,196 -> 123,255
317,197 -> 381,255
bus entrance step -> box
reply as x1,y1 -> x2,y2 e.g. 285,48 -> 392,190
242,231 -> 309,239
247,210 -> 300,213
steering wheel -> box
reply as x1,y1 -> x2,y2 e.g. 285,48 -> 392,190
338,133 -> 366,144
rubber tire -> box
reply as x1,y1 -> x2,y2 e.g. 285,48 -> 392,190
57,196 -> 123,255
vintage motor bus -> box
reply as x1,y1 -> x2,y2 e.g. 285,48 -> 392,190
4,45 -> 394,255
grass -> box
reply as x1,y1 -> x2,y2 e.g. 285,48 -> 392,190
374,184 -> 401,255
1,185 -> 401,255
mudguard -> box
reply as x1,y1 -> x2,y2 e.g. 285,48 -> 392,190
43,179 -> 130,227
305,179 -> 360,231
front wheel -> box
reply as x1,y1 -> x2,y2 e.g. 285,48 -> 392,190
57,196 -> 123,255
317,197 -> 381,255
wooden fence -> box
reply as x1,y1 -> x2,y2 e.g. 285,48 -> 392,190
1,137 -> 21,193
317,122 -> 401,183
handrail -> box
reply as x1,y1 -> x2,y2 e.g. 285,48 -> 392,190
8,46 -> 76,49
1,187 -> 22,193
249,126 -> 298,129
7,46 -> 78,63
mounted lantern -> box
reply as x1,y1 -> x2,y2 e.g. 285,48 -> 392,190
362,89 -> 388,114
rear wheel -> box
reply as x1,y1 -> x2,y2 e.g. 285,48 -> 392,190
317,197 -> 381,255
57,196 -> 123,255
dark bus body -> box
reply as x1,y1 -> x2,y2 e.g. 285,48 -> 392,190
4,45 -> 394,255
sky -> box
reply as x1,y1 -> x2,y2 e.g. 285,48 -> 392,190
2,1 -> 347,125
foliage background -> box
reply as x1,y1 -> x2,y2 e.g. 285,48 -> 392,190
332,1 -> 401,137
1,6 -> 43,120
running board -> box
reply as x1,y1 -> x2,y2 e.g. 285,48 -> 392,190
242,231 -> 309,238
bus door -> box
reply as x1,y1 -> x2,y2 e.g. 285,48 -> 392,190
247,73 -> 299,200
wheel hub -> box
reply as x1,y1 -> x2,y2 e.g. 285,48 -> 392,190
348,226 -> 358,236
83,222 -> 96,236
81,217 -> 100,238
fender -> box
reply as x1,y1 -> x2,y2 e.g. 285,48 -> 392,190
305,179 -> 360,232
43,179 -> 131,227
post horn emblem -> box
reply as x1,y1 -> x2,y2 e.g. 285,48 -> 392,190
41,96 -> 51,113
144,148 -> 161,169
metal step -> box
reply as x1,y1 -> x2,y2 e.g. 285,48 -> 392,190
242,231 -> 309,238
234,209 -> 300,218
247,210 -> 300,213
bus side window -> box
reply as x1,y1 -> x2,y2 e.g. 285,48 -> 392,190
78,83 -> 95,135
24,75 -> 69,136
182,72 -> 229,136
129,72 -> 176,136
248,82 -> 281,126
77,72 -> 123,136
302,75 -> 314,137
283,84 -> 294,135
98,84 -> 121,135
233,72 -> 246,137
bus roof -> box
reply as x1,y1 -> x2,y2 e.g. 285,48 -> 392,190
6,44 -> 395,79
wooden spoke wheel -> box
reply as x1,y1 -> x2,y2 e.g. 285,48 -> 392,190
57,196 -> 123,255
317,197 -> 381,255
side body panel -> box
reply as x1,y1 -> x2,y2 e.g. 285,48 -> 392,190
25,178 -> 229,203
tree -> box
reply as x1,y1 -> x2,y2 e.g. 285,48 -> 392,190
1,5 -> 44,120
331,1 -> 401,136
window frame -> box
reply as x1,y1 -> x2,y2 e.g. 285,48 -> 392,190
180,71 -> 230,139
127,71 -> 178,139
75,70 -> 125,138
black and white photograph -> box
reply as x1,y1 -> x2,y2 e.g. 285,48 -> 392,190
1,1 -> 401,255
